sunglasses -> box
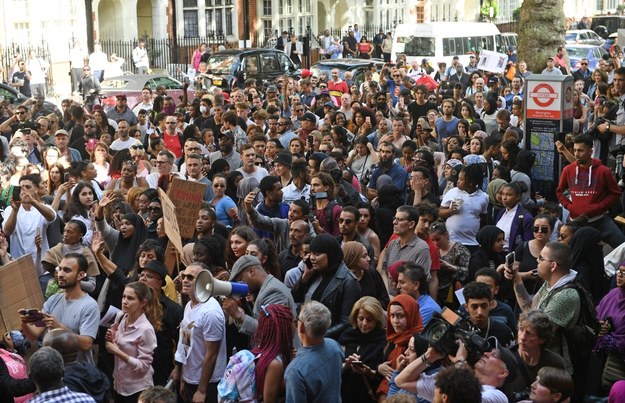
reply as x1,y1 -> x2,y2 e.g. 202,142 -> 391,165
338,218 -> 354,225
131,145 -> 144,150
84,124 -> 95,128
180,273 -> 195,281
213,183 -> 226,188
147,206 -> 162,212
255,162 -> 264,166
15,112 -> 25,115
581,63 -> 588,65
533,225 -> 549,234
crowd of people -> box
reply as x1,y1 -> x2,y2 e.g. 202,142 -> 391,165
3,40 -> 625,403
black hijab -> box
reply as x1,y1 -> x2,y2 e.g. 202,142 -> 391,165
111,213 -> 148,273
310,234 -> 344,301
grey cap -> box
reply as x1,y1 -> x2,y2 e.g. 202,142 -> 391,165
267,85 -> 278,93
229,255 -> 262,281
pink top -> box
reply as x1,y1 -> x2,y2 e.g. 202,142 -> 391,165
113,312 -> 157,396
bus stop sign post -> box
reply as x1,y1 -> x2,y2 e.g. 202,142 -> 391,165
524,74 -> 574,201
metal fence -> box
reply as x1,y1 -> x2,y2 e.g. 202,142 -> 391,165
1,40 -> 56,95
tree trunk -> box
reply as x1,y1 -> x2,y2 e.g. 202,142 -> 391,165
517,0 -> 566,73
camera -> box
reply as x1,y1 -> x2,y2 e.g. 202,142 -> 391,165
421,307 -> 492,364
584,100 -> 619,139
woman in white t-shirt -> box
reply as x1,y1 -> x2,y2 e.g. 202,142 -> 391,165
439,164 -> 489,252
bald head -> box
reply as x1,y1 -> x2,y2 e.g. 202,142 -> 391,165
42,328 -> 80,364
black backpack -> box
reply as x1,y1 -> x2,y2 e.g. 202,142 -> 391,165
542,277 -> 598,358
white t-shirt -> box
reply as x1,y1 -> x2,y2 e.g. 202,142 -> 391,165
481,385 -> 509,403
174,297 -> 227,384
441,187 -> 489,246
3,203 -> 55,263
109,137 -> 136,151
236,167 -> 269,182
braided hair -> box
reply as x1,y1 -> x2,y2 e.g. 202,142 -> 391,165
250,304 -> 294,398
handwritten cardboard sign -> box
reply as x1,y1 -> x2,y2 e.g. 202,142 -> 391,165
0,255 -> 44,334
167,178 -> 207,239
158,188 -> 183,257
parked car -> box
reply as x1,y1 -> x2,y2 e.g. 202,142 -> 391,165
204,48 -> 300,90
565,29 -> 605,46
98,74 -> 194,112
592,15 -> 625,37
310,59 -> 386,87
565,44 -> 608,71
0,83 -> 61,117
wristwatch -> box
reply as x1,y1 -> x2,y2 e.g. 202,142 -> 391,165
606,122 -> 611,131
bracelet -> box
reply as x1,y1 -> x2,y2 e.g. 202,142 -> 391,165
421,354 -> 433,367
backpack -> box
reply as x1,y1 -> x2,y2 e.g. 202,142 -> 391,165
542,278 -> 598,359
323,200 -> 339,232
218,350 -> 258,403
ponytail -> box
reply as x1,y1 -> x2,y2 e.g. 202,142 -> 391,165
125,281 -> 163,331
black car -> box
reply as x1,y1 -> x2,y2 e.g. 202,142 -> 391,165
205,48 -> 300,90
310,59 -> 386,87
0,83 -> 61,116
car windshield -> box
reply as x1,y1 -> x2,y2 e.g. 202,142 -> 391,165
100,79 -> 131,89
207,55 -> 237,74
310,65 -> 345,80
395,36 -> 435,57
566,47 -> 589,58
565,33 -> 577,42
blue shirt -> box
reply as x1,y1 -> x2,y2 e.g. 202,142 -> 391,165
211,196 -> 237,228
418,294 -> 442,327
368,162 -> 408,200
285,338 -> 344,403
435,116 -> 459,144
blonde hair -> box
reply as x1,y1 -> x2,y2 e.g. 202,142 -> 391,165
349,296 -> 385,330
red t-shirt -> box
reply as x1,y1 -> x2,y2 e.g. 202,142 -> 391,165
163,131 -> 182,158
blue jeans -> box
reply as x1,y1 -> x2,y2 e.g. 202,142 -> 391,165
39,272 -> 52,296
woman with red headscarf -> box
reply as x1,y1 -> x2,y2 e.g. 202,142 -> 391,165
376,294 -> 423,400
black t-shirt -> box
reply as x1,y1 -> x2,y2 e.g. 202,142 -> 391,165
407,100 -> 437,135
12,71 -> 31,97
474,318 -> 515,348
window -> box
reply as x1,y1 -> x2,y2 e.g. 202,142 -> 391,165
279,0 -> 283,14
206,10 -> 214,34
183,0 -> 197,6
287,0 -> 292,14
183,10 -> 199,37
216,10 -> 223,33
299,17 -> 304,34
298,0 -> 302,13
306,0 -> 311,13
287,18 -> 293,31
263,20 -> 273,38
260,53 -> 278,72
263,0 -> 271,15
225,11 -> 232,35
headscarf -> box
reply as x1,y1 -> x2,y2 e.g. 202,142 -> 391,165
377,184 -> 402,209
377,294 -> 423,395
476,225 -> 504,258
386,294 -> 423,346
487,178 -> 507,208
310,234 -> 344,302
111,213 -> 147,273
341,241 -> 365,270
514,150 -> 536,175
376,174 -> 393,190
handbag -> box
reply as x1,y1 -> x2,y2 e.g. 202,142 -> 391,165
601,352 -> 625,390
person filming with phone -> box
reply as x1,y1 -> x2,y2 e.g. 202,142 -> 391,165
3,174 -> 56,288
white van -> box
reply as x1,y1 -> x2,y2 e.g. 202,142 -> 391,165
391,22 -> 501,67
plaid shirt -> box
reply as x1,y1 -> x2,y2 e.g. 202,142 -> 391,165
28,386 -> 96,403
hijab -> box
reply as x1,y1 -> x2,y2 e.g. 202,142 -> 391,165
111,213 -> 147,273
476,225 -> 504,258
342,241 -> 365,271
310,234 -> 345,302
386,294 -> 423,347
487,178 -> 507,208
